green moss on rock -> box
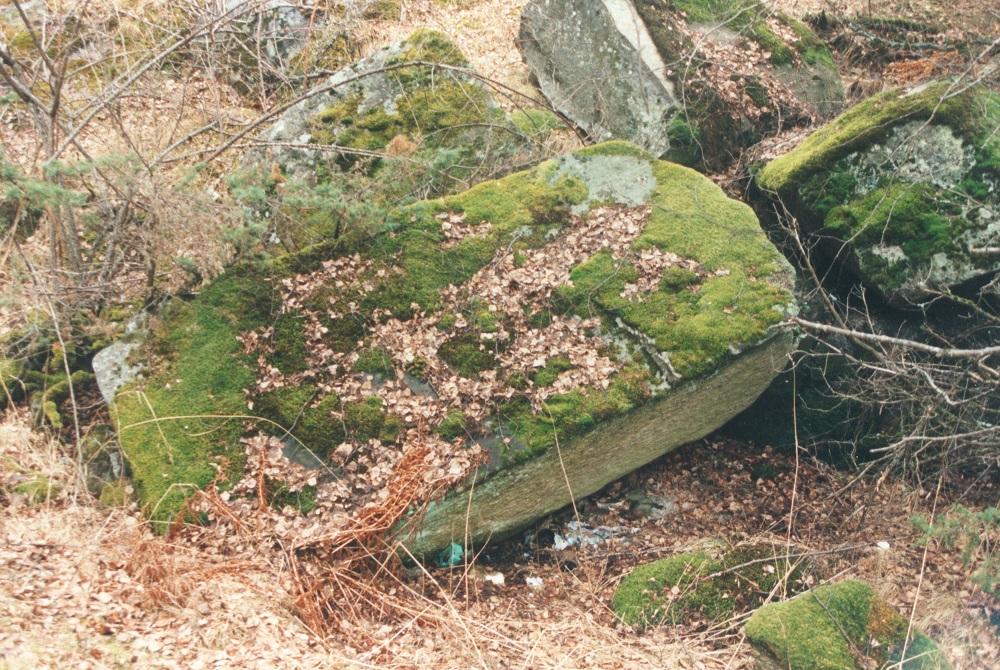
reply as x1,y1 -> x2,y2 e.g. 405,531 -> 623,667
532,356 -> 573,388
354,347 -> 394,376
12,474 -> 59,504
612,544 -> 807,629
827,182 -> 963,292
255,386 -> 343,454
98,480 -> 132,508
113,268 -> 275,527
343,396 -> 390,442
745,580 -> 950,670
557,160 -> 790,378
117,141 -> 795,534
510,108 -> 565,138
758,82 -> 988,192
307,30 -> 496,171
436,409 -> 469,441
438,331 -> 498,377
757,81 -> 1000,301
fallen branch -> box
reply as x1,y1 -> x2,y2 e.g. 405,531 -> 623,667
790,317 -> 1000,359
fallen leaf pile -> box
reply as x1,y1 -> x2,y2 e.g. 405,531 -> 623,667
676,12 -> 818,125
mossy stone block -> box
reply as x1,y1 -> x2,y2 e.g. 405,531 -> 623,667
13,474 -> 58,504
612,544 -> 808,629
745,580 -> 950,670
757,81 -> 1000,303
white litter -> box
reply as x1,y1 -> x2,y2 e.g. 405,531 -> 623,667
484,572 -> 505,586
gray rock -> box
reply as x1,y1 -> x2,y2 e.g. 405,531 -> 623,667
519,0 -> 844,169
520,0 -> 680,158
92,314 -> 146,406
115,142 -> 797,549
220,0 -> 310,81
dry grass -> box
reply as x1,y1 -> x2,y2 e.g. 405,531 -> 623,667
0,409 -> 717,669
3,406 -> 997,669
357,0 -> 535,109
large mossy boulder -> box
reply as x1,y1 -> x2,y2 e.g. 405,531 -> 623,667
612,543 -> 810,629
114,141 -> 796,552
250,29 -> 565,249
757,81 -> 1000,304
519,0 -> 842,170
745,580 -> 950,670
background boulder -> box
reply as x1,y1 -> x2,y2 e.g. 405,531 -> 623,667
245,29 -> 567,250
520,0 -> 843,170
756,80 -> 1000,305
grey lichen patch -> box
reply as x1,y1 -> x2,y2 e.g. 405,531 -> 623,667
850,121 -> 975,192
551,153 -> 657,214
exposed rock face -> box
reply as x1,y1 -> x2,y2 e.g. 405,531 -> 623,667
92,314 -> 147,406
519,0 -> 843,170
223,0 -> 310,69
519,0 -> 679,157
745,580 -> 950,669
113,142 -> 795,555
757,81 -> 1000,304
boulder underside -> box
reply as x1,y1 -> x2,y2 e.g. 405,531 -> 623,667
399,332 -> 794,555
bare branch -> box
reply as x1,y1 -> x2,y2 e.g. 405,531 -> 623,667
791,317 -> 1000,360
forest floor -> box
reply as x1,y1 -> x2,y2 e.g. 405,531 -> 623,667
3,403 -> 997,669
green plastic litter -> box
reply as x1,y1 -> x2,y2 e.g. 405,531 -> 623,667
436,542 -> 464,568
